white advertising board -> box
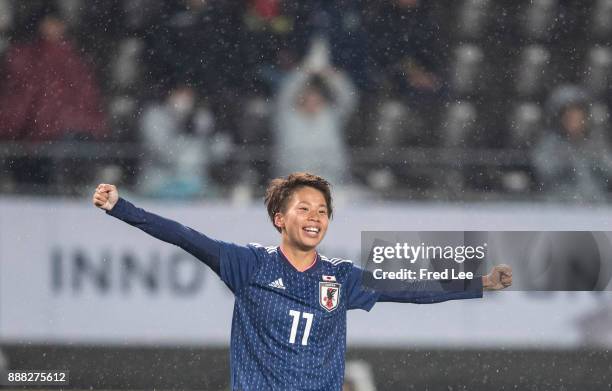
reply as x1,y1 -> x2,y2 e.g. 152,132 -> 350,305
2,196 -> 612,348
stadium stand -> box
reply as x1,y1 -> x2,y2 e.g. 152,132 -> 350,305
0,0 -> 610,202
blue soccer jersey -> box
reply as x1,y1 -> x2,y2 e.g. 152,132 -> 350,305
220,243 -> 377,390
107,198 -> 483,390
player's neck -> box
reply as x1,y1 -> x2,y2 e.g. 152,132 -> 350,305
279,243 -> 317,272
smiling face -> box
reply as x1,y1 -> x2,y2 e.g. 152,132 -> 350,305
274,186 -> 330,252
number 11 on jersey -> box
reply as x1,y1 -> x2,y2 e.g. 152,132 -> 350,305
288,310 -> 314,345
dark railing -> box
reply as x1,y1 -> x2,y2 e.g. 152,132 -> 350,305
0,141 -> 541,200
0,142 -> 533,165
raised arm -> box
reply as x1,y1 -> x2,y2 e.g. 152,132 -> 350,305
375,275 -> 483,304
276,69 -> 310,114
319,69 -> 358,121
377,264 -> 512,303
93,184 -> 222,274
346,264 -> 512,310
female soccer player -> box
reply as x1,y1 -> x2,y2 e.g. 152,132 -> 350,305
92,172 -> 512,390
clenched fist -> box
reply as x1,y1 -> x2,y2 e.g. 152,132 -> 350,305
93,183 -> 119,211
483,264 -> 513,291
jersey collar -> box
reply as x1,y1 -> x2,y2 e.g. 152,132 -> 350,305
278,246 -> 320,273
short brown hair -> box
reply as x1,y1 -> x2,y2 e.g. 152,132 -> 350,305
264,172 -> 333,232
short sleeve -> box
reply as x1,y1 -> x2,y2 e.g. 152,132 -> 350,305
219,243 -> 262,293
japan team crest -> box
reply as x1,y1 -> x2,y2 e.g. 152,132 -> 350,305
319,282 -> 341,312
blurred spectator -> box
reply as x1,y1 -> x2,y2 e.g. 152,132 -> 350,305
532,85 -> 612,202
290,0 -> 369,88
0,8 -> 108,189
146,0 -> 244,98
243,0 -> 369,92
144,0 -> 245,138
139,84 -> 215,198
231,96 -> 273,191
0,10 -> 107,142
363,0 -> 445,146
364,1 -> 443,99
272,39 -> 357,185
242,0 -> 303,94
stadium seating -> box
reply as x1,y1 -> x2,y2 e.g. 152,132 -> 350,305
515,45 -> 551,99
590,0 -> 612,39
441,100 -> 478,148
450,44 -> 485,97
2,0 -> 612,201
582,46 -> 612,98
455,0 -> 491,41
111,38 -> 144,93
521,0 -> 558,42
0,0 -> 12,33
507,102 -> 543,148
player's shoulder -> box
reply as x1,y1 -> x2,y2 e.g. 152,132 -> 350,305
247,242 -> 278,258
319,254 -> 354,273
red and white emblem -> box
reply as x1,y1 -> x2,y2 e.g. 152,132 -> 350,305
319,282 -> 341,312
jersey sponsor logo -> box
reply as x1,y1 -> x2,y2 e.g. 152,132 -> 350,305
319,282 -> 341,312
268,278 -> 286,290
322,275 -> 336,282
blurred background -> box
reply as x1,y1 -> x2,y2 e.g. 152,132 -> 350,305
1,0 -> 612,389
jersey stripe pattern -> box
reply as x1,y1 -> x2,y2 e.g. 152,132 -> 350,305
219,243 -> 378,391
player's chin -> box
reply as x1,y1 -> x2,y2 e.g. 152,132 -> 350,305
298,233 -> 323,249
